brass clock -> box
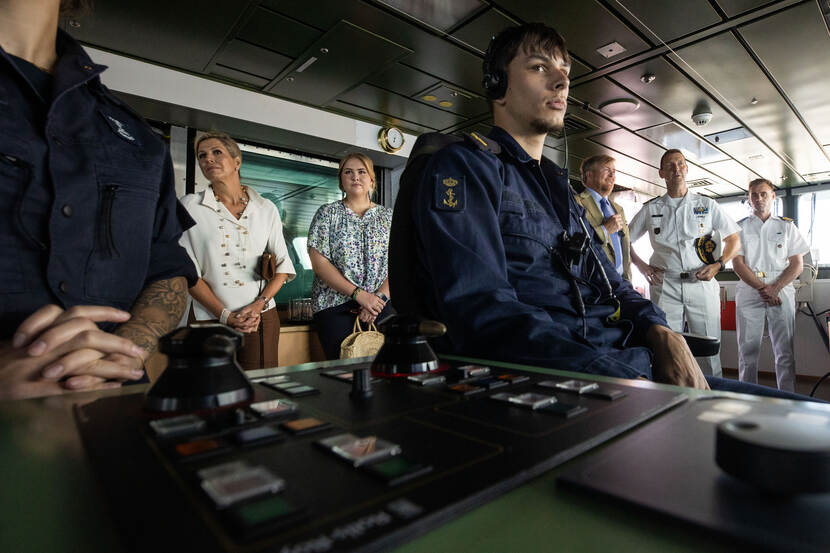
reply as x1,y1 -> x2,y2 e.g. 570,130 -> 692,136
378,126 -> 405,153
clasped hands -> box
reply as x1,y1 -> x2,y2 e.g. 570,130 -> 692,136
355,290 -> 386,324
225,301 -> 264,334
0,305 -> 147,400
756,283 -> 782,306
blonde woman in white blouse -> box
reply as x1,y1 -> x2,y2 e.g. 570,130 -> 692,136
180,132 -> 295,369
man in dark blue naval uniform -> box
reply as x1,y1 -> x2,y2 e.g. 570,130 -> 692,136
0,0 -> 197,399
412,23 -> 711,388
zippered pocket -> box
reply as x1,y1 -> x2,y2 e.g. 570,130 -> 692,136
99,184 -> 120,258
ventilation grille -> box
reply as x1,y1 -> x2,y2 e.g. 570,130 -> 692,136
550,114 -> 597,139
687,178 -> 717,188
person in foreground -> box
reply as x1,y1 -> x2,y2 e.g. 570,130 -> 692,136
0,0 -> 197,400
410,22 -> 809,400
308,154 -> 393,360
180,132 -> 295,370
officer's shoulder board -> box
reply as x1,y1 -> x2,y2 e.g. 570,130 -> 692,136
780,216 -> 794,223
464,132 -> 501,155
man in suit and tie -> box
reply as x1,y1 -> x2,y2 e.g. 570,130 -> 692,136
575,155 -> 632,280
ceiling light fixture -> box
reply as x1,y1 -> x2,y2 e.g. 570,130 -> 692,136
295,57 -> 318,73
640,73 -> 656,84
598,98 -> 640,116
750,97 -> 759,105
597,41 -> 627,59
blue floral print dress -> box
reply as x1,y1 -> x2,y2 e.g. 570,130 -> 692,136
307,201 -> 393,314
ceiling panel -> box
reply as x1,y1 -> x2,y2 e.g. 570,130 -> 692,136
715,0 -> 777,18
637,122 -> 729,164
376,0 -> 485,31
413,84 -> 489,118
237,7 -> 322,58
701,159 -> 760,191
614,0 -> 722,42
367,63 -> 441,98
739,2 -> 830,146
590,129 -> 666,168
570,78 -> 671,131
610,57 -> 740,136
213,40 -> 291,81
336,84 -> 466,130
399,36 -> 487,94
326,100 -> 437,135
452,8 -> 519,51
272,0 -> 486,93
707,134 -> 788,186
561,137 -> 663,187
70,0 -> 251,72
672,32 -> 830,178
262,0 -> 354,30
506,0 -> 650,67
269,21 -> 412,106
210,65 -> 270,88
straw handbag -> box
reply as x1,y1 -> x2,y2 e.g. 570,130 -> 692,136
339,317 -> 385,359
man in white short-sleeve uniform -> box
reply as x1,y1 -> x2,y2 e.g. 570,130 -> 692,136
732,178 -> 809,391
629,149 -> 740,377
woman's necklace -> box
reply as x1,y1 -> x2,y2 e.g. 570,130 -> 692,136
211,185 -> 249,217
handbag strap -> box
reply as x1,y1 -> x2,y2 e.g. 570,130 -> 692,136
352,317 -> 379,334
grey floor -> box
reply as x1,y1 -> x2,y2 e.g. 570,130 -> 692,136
721,368 -> 830,402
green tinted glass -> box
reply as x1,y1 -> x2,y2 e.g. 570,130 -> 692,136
240,151 -> 341,304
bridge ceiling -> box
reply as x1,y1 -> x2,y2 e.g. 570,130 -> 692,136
69,0 -> 830,197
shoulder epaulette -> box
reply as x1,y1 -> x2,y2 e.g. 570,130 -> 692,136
738,216 -> 749,224
781,216 -> 794,222
465,132 -> 501,155
643,196 -> 658,204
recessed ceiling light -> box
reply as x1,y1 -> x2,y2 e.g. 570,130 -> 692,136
422,95 -> 437,102
640,73 -> 656,84
439,101 -> 453,108
597,41 -> 626,59
598,98 -> 640,116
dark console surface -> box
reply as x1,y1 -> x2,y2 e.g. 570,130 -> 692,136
559,397 -> 830,553
75,361 -> 685,553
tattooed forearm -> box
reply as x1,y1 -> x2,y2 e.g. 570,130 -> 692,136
115,277 -> 188,357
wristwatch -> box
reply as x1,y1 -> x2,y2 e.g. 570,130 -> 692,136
256,295 -> 270,303
376,292 -> 389,303
716,258 -> 725,271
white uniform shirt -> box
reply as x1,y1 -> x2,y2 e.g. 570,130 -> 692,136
180,187 -> 295,319
737,214 -> 809,278
629,191 -> 739,271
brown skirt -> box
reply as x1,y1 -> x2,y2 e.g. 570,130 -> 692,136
237,308 -> 280,370
188,307 -> 280,370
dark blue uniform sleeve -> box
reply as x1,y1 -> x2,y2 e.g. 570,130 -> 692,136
144,150 -> 198,287
413,145 -> 653,379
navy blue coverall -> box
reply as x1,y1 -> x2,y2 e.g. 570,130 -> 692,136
412,126 -> 666,380
0,30 -> 196,337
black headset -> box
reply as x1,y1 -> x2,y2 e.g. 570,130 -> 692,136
482,36 -> 507,100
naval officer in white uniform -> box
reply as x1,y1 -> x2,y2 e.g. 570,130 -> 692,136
629,149 -> 740,377
732,178 -> 809,391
